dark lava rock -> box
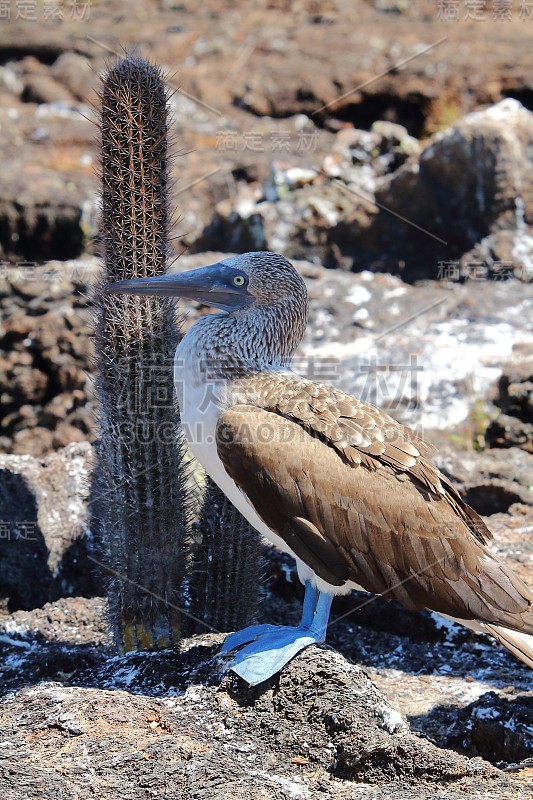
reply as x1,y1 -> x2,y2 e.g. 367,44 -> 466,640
0,597 -> 109,688
1,6 -> 533,273
21,73 -> 75,105
445,691 -> 533,766
0,442 -> 101,610
434,447 -> 533,516
50,52 -> 96,102
0,260 -> 98,455
0,103 -> 96,262
486,345 -> 533,453
191,99 -> 533,281
359,99 -> 533,282
487,413 -> 533,454
0,625 -> 520,800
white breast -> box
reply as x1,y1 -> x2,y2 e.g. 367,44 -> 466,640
174,342 -> 287,550
173,341 -> 354,596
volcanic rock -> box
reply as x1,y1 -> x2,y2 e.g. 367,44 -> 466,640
361,99 -> 533,281
0,619 -> 524,800
486,344 -> 533,453
0,442 -> 100,611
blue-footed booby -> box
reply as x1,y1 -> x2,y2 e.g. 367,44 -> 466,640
110,252 -> 533,684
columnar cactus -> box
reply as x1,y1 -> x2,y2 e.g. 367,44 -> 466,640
188,479 -> 263,634
92,53 -> 262,651
92,55 -> 190,652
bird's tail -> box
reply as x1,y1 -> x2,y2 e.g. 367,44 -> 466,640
481,623 -> 533,669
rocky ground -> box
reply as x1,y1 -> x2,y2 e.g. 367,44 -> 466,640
1,434 -> 532,797
1,2 -> 533,798
0,1 -> 532,278
1,621 -> 528,800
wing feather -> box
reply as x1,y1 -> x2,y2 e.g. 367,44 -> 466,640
233,371 -> 492,543
216,403 -> 533,633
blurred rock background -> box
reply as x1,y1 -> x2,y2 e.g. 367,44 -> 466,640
0,2 -> 532,798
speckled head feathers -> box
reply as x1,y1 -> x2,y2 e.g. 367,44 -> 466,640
219,252 -> 308,309
176,252 -> 310,369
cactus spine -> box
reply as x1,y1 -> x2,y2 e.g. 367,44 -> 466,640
93,55 -> 190,652
188,479 -> 263,634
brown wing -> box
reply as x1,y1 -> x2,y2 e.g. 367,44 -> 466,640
216,404 -> 533,632
232,371 -> 492,545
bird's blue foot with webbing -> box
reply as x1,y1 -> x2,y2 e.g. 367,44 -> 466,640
221,582 -> 333,685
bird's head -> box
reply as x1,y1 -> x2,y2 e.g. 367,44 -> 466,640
108,251 -> 307,314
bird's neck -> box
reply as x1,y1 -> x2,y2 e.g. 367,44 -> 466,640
178,298 -> 307,380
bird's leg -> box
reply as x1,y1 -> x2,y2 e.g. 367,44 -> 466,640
306,590 -> 333,641
221,580 -> 318,653
299,580 -> 319,628
226,587 -> 334,686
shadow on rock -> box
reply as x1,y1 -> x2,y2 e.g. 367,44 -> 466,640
0,444 -> 104,612
409,691 -> 533,768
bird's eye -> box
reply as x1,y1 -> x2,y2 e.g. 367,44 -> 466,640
232,275 -> 246,286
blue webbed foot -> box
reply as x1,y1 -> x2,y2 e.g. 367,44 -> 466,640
221,624 -> 280,653
222,585 -> 334,686
229,625 -> 323,685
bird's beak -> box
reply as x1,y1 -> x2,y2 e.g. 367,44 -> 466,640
107,262 -> 253,312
